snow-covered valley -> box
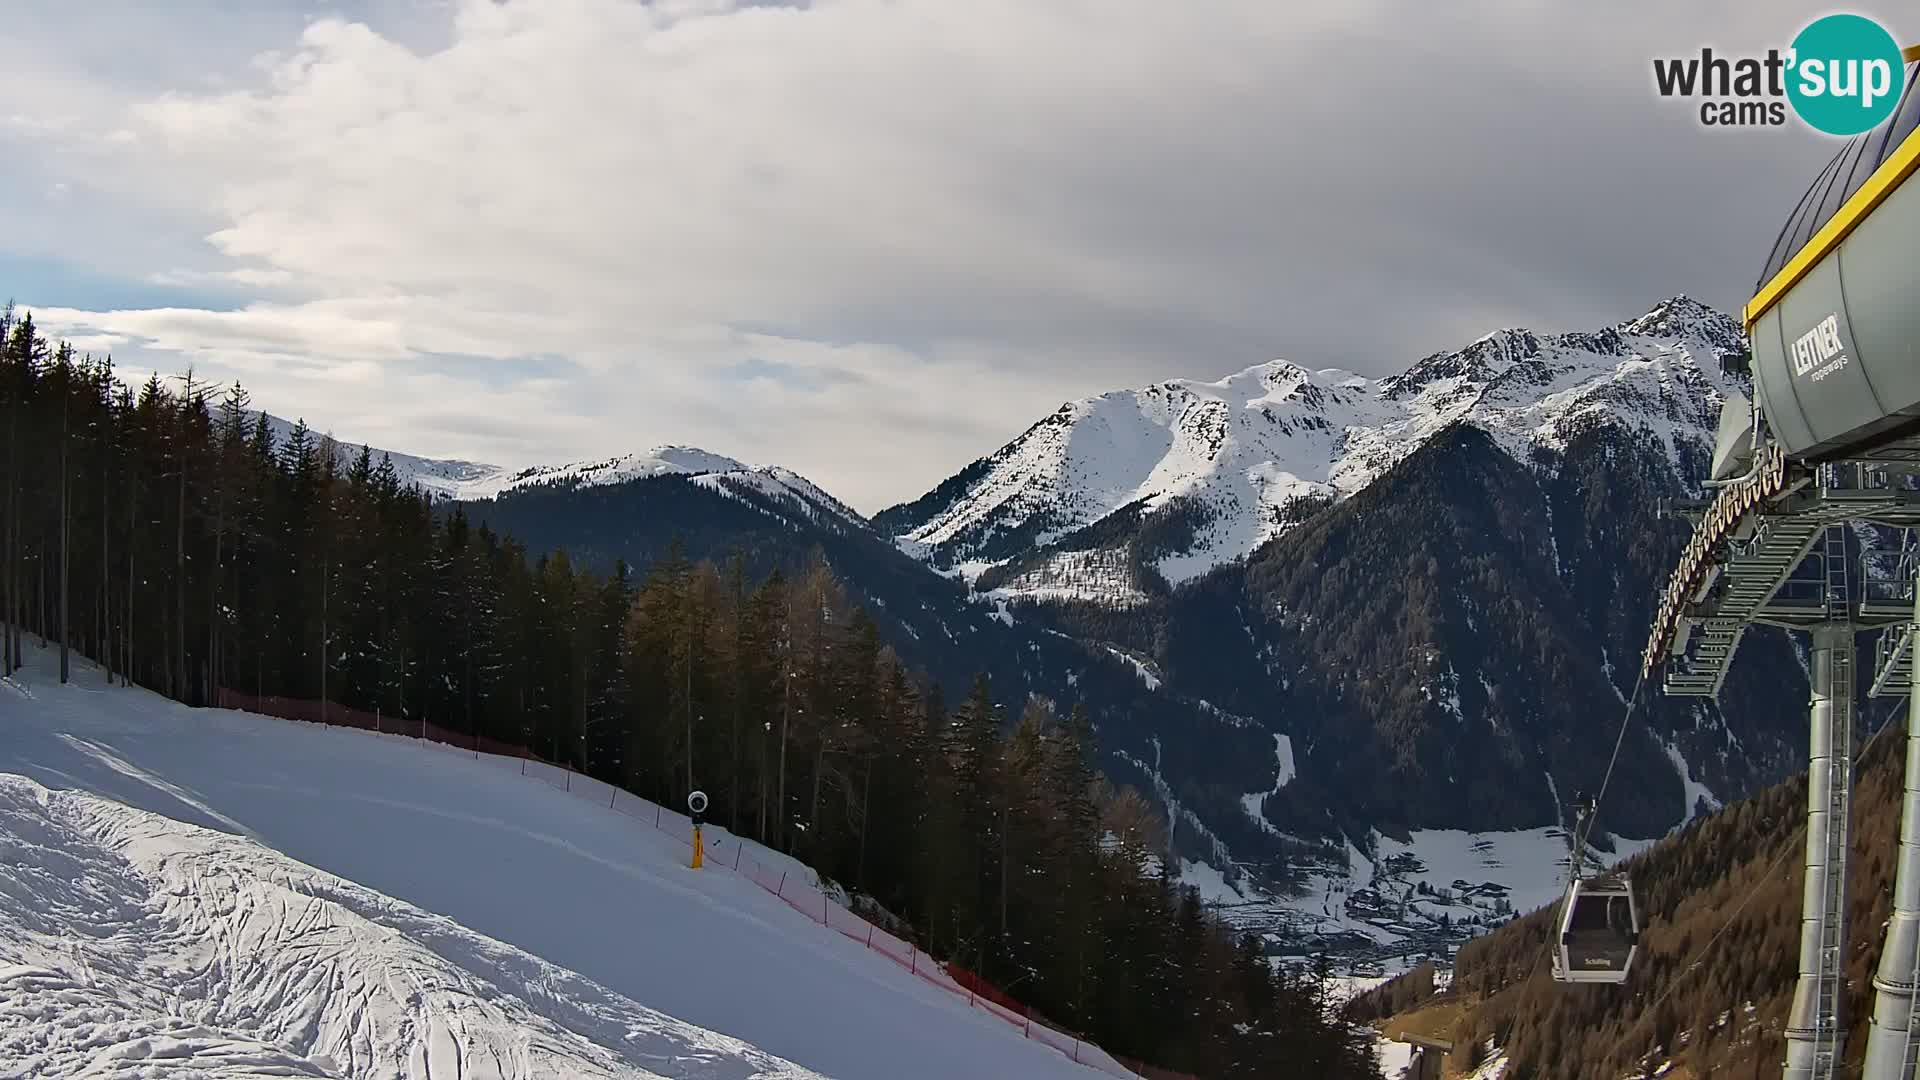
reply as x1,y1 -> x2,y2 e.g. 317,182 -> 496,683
1185,825 -> 1653,978
0,643 -> 1114,1080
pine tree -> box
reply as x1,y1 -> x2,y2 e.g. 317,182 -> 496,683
0,310 -> 1381,1077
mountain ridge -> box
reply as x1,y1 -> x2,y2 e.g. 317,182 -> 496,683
877,294 -> 1748,605
247,297 -> 1803,964
254,411 -> 867,528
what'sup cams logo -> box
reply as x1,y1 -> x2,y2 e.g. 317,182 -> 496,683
1654,14 -> 1908,135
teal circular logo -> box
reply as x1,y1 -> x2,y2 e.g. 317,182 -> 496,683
1787,15 -> 1906,136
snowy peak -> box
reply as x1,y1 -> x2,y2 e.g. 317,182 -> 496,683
475,446 -> 751,497
478,447 -> 867,529
247,413 -> 861,527
884,298 -> 1750,599
1622,293 -> 1743,348
1382,328 -> 1545,401
256,411 -> 514,500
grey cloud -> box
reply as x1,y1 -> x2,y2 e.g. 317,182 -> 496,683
3,0 -> 1899,510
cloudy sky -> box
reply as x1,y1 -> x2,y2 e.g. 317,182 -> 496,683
2,0 -> 1895,510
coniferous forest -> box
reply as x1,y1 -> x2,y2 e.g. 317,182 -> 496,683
0,307 -> 1380,1078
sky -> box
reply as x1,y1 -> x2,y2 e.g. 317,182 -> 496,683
0,0 -> 1895,512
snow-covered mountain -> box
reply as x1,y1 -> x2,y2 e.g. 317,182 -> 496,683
254,413 -> 863,527
877,296 -> 1746,601
473,448 -> 865,528
258,297 -> 1791,919
257,412 -> 513,500
466,446 -> 750,497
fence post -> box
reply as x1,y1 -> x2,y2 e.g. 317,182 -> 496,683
376,707 -> 381,734
866,924 -> 874,948
910,945 -> 917,975
823,893 -> 829,925
734,844 -> 743,870
610,787 -> 618,809
655,805 -> 662,828
777,871 -> 787,897
1073,1041 -> 1081,1064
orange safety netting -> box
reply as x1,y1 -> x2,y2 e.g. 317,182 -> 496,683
214,689 -> 1196,1080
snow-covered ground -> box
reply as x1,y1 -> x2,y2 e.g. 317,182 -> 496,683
1238,734 -> 1295,836
1373,1037 -> 1416,1080
1372,827 -> 1656,918
0,642 -> 1108,1080
1661,739 -> 1723,825
0,774 -> 819,1080
1195,825 -> 1655,980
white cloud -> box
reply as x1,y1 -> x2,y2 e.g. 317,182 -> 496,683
147,267 -> 295,288
2,0 -> 1888,509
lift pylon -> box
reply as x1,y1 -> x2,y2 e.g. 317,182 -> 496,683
1864,542 -> 1920,1080
1785,619 -> 1855,1080
1643,48 -> 1920,1080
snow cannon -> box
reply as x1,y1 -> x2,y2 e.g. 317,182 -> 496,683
688,790 -> 708,869
1740,57 -> 1920,466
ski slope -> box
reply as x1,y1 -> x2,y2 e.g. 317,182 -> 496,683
0,642 -> 1109,1080
0,774 -> 819,1080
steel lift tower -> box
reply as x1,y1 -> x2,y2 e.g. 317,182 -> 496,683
1644,55 -> 1920,1080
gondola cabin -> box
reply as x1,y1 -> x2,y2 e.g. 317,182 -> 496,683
1552,874 -> 1639,985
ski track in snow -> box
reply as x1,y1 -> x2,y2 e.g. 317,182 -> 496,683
0,775 -> 820,1080
1662,740 -> 1722,825
0,644 -> 1106,1080
1237,734 -> 1294,837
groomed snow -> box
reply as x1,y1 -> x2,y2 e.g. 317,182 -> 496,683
0,643 -> 1112,1080
0,774 -> 820,1080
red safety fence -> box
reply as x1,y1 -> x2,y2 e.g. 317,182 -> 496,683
213,689 -> 1198,1080
215,689 -> 537,761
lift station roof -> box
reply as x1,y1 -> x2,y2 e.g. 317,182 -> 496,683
1747,59 -> 1920,463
